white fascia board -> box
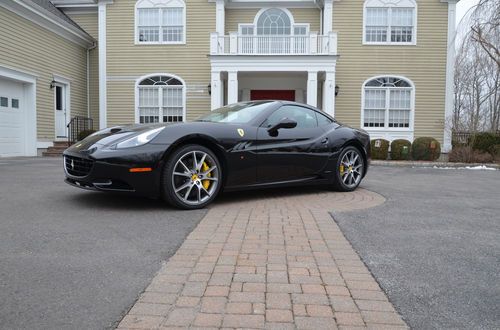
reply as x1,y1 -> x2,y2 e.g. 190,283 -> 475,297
220,0 -> 322,9
209,55 -> 338,72
0,0 -> 95,48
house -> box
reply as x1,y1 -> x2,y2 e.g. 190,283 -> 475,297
0,0 -> 459,157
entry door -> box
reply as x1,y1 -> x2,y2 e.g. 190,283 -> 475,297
251,90 -> 295,101
55,84 -> 67,138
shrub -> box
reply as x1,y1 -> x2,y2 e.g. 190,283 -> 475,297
390,139 -> 412,160
491,144 -> 500,163
77,129 -> 96,141
471,132 -> 500,153
412,137 -> 441,161
370,139 -> 389,160
448,146 -> 493,163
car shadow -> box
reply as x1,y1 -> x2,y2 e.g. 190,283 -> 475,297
215,185 -> 329,205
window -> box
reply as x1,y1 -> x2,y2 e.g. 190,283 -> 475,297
364,0 -> 416,45
11,99 -> 19,109
362,76 -> 413,129
136,75 -> 185,123
257,8 -> 292,35
0,97 -> 7,107
266,106 -> 318,129
316,112 -> 333,126
136,0 -> 185,44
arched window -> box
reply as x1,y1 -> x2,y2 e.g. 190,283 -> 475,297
362,76 -> 414,129
136,74 -> 185,123
363,0 -> 417,44
135,0 -> 185,44
256,8 -> 292,35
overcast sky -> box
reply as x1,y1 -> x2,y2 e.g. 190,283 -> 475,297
456,0 -> 479,27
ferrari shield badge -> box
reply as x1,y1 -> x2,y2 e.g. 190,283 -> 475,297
237,128 -> 245,137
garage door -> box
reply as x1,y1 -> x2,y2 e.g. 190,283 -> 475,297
0,77 -> 25,157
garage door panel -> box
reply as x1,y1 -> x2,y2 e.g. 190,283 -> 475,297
0,78 -> 26,157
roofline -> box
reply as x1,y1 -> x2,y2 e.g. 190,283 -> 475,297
0,0 -> 95,48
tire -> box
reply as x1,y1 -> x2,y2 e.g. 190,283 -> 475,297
332,146 -> 365,192
162,144 -> 222,209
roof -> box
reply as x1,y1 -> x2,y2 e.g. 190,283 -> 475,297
32,0 -> 89,34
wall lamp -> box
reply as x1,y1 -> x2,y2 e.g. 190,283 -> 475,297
50,80 -> 56,89
207,83 -> 212,95
335,85 -> 339,97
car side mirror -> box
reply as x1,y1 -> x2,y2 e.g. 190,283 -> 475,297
267,118 -> 297,136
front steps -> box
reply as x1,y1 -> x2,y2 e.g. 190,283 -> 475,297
42,141 -> 71,157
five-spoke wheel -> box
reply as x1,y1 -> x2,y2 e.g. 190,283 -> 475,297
334,146 -> 364,191
163,145 -> 221,209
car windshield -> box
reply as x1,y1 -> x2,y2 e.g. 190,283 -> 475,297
196,101 -> 272,124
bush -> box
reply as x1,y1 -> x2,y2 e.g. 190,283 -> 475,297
370,139 -> 390,160
448,146 -> 493,163
491,144 -> 500,163
77,129 -> 96,141
471,132 -> 500,153
390,139 -> 412,160
412,137 -> 441,161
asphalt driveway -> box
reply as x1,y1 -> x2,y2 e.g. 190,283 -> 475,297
333,165 -> 500,329
0,157 -> 206,330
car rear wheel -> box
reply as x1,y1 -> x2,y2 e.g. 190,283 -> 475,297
333,146 -> 364,192
162,145 -> 221,209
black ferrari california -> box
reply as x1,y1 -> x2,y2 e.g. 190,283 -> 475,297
63,101 -> 370,209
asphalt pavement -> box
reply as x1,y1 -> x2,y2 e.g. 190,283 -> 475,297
0,157 -> 206,330
333,166 -> 500,329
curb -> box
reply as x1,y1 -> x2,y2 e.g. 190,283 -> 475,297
371,160 -> 500,169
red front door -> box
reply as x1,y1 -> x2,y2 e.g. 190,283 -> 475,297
250,90 -> 295,101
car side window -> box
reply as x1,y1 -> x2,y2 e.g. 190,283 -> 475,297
316,112 -> 333,126
265,105 -> 318,129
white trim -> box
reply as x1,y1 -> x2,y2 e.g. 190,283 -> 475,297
98,1 -> 107,129
218,0 -> 321,9
0,65 -> 37,157
134,73 -> 187,124
37,141 -> 54,149
215,0 -> 225,35
307,71 -> 318,107
442,0 -> 457,153
360,75 -> 415,137
210,55 -> 338,72
362,0 -> 417,46
236,7 -> 311,37
134,0 -> 186,45
0,0 -> 94,47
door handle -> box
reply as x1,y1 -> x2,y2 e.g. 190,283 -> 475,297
321,137 -> 329,144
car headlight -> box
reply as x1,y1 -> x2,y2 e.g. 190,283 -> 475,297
115,127 -> 165,149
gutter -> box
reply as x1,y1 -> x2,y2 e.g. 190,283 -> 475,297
87,41 -> 97,118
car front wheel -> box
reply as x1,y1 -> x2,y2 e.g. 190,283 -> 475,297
333,146 -> 365,192
162,144 -> 221,209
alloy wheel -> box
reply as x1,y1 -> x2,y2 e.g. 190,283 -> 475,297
339,149 -> 363,189
171,150 -> 219,206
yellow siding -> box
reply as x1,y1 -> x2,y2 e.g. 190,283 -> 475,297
334,0 -> 448,143
106,0 -> 216,125
67,12 -> 100,129
225,8 -> 321,34
0,7 -> 88,140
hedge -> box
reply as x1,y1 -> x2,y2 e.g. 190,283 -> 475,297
370,139 -> 390,160
390,139 -> 412,160
412,137 -> 441,161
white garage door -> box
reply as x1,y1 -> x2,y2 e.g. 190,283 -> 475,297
0,77 -> 26,157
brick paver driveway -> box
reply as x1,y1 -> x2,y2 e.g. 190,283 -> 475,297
118,188 -> 407,329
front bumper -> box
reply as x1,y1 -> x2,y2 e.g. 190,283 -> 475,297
63,144 -> 167,199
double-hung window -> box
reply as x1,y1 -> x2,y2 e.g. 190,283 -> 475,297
364,0 -> 416,45
136,0 -> 185,44
363,76 -> 414,130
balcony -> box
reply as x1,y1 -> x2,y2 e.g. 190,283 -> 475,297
210,32 -> 338,56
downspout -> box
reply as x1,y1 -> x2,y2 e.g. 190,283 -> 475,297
87,41 -> 97,118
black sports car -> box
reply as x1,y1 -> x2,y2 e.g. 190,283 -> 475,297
63,101 -> 370,209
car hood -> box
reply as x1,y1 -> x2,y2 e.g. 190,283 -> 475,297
67,123 -> 172,152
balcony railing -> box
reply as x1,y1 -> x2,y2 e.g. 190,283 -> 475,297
210,32 -> 338,56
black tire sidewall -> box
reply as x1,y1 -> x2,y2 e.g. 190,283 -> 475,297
162,144 -> 222,209
334,146 -> 364,192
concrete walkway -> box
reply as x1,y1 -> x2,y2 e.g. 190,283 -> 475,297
117,188 -> 407,329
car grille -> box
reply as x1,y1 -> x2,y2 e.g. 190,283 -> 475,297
64,155 -> 93,177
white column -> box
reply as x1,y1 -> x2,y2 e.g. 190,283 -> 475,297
211,71 -> 222,110
227,71 -> 238,105
98,0 -> 109,129
307,71 -> 318,107
323,70 -> 335,117
215,0 -> 225,35
295,89 -> 304,103
323,0 -> 333,34
242,89 -> 251,102
442,0 -> 459,153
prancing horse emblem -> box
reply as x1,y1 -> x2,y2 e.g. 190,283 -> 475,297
237,128 -> 245,137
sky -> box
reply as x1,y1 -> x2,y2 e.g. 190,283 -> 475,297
456,0 -> 479,27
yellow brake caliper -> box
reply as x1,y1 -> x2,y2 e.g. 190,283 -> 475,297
339,164 -> 345,174
201,162 -> 211,190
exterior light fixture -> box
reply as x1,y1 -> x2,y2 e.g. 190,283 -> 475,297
207,83 -> 212,95
50,80 -> 56,89
335,85 -> 339,96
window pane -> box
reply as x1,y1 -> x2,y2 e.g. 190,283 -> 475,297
56,86 -> 63,110
389,110 -> 410,128
365,89 -> 386,109
0,97 -> 7,107
12,99 -> 19,109
366,8 -> 388,26
163,26 -> 183,42
316,112 -> 333,126
257,8 -> 291,35
294,26 -> 307,35
364,109 -> 385,127
138,8 -> 159,26
163,8 -> 183,26
391,8 -> 413,26
266,106 -> 318,128
138,27 -> 159,42
390,90 -> 411,109
366,27 -> 387,42
391,26 -> 413,42
139,107 -> 160,123
139,88 -> 159,107
241,26 -> 254,35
